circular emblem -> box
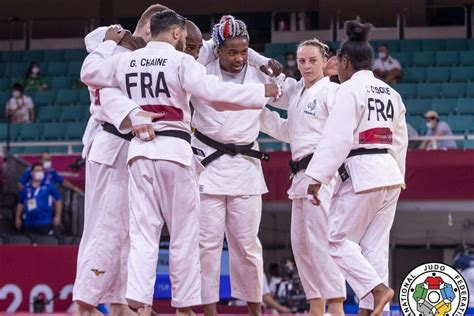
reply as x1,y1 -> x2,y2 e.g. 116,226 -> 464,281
399,262 -> 469,316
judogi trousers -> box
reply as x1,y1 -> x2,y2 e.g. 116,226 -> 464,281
291,185 -> 346,300
126,159 -> 202,308
199,194 -> 263,304
73,142 -> 130,305
328,177 -> 401,311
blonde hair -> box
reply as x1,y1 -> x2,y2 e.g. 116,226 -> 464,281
135,3 -> 170,32
297,38 -> 329,58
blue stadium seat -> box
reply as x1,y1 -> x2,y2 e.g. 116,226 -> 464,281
83,106 -> 91,120
468,38 -> 474,50
392,52 -> 412,67
463,140 -> 474,149
450,67 -> 474,82
36,106 -> 61,122
264,43 -> 287,57
441,83 -> 466,98
9,147 -> 24,154
422,39 -> 445,51
67,61 -> 82,77
467,83 -> 474,98
59,105 -> 85,122
459,51 -> 474,66
399,40 -> 422,52
55,89 -> 79,105
436,51 -> 459,66
447,115 -> 474,133
404,99 -> 431,115
65,122 -> 87,140
34,91 -> 56,106
73,144 -> 84,153
64,49 -> 87,61
0,87 -> 9,101
10,62 -> 28,77
455,98 -> 474,115
2,51 -> 23,62
425,67 -> 450,83
402,67 -> 426,83
412,52 -> 436,67
285,43 -> 299,54
23,146 -> 49,154
43,50 -> 64,61
416,83 -> 441,99
406,115 -> 424,132
22,50 -> 44,63
78,89 -> 91,105
18,123 -> 44,141
48,146 -> 68,154
50,77 -> 73,90
444,39 -> 467,51
42,122 -> 66,140
431,98 -> 457,115
46,61 -> 67,76
394,83 -> 417,99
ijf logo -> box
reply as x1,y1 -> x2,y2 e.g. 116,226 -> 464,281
399,262 -> 469,316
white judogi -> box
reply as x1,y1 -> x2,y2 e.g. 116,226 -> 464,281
305,70 -> 408,311
191,60 -> 271,304
73,27 -> 139,306
259,76 -> 346,300
79,39 -> 269,307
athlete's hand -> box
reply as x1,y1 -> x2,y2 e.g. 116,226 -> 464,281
260,59 -> 284,77
264,83 -> 283,100
307,183 -> 322,206
15,217 -> 22,230
138,111 -> 167,121
120,33 -> 146,51
133,124 -> 156,141
105,25 -> 127,44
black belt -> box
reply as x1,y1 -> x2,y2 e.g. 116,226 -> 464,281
289,148 -> 389,179
194,130 -> 270,167
102,122 -> 191,144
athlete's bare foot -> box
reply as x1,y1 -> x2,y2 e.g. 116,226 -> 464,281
176,307 -> 195,316
370,284 -> 394,316
357,308 -> 370,316
73,301 -> 104,316
203,303 -> 217,316
327,297 -> 345,316
247,302 -> 261,316
110,303 -> 137,316
137,305 -> 152,316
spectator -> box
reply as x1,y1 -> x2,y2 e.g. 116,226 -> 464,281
262,273 -> 291,314
18,152 -> 83,193
283,52 -> 301,80
372,43 -> 402,84
15,162 -> 63,235
24,62 -> 48,91
419,110 -> 457,150
5,83 -> 35,123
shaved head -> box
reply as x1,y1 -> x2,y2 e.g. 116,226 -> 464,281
184,20 -> 203,60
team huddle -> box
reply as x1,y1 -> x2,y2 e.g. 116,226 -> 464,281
72,4 -> 408,316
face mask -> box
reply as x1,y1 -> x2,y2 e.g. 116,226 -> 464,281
426,121 -> 435,129
32,67 -> 40,74
12,91 -> 21,98
43,161 -> 52,169
33,171 -> 45,181
378,52 -> 387,59
287,60 -> 296,67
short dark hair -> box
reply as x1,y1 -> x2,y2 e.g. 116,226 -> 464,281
379,43 -> 389,50
285,52 -> 296,58
31,162 -> 44,171
150,10 -> 186,37
11,82 -> 24,93
337,18 -> 373,71
135,3 -> 169,32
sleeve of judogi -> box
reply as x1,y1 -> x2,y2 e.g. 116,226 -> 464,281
305,85 -> 361,184
98,87 -> 140,133
248,48 -> 270,68
267,76 -> 298,110
389,94 -> 408,182
80,40 -> 121,88
180,55 -> 267,110
259,107 -> 290,143
84,26 -> 108,53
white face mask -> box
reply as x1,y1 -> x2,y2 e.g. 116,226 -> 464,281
426,121 -> 435,129
32,67 -> 40,75
33,171 -> 45,181
378,52 -> 387,60
287,60 -> 296,67
12,90 -> 21,98
43,161 -> 52,169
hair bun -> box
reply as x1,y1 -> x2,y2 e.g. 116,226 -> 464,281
344,18 -> 372,42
